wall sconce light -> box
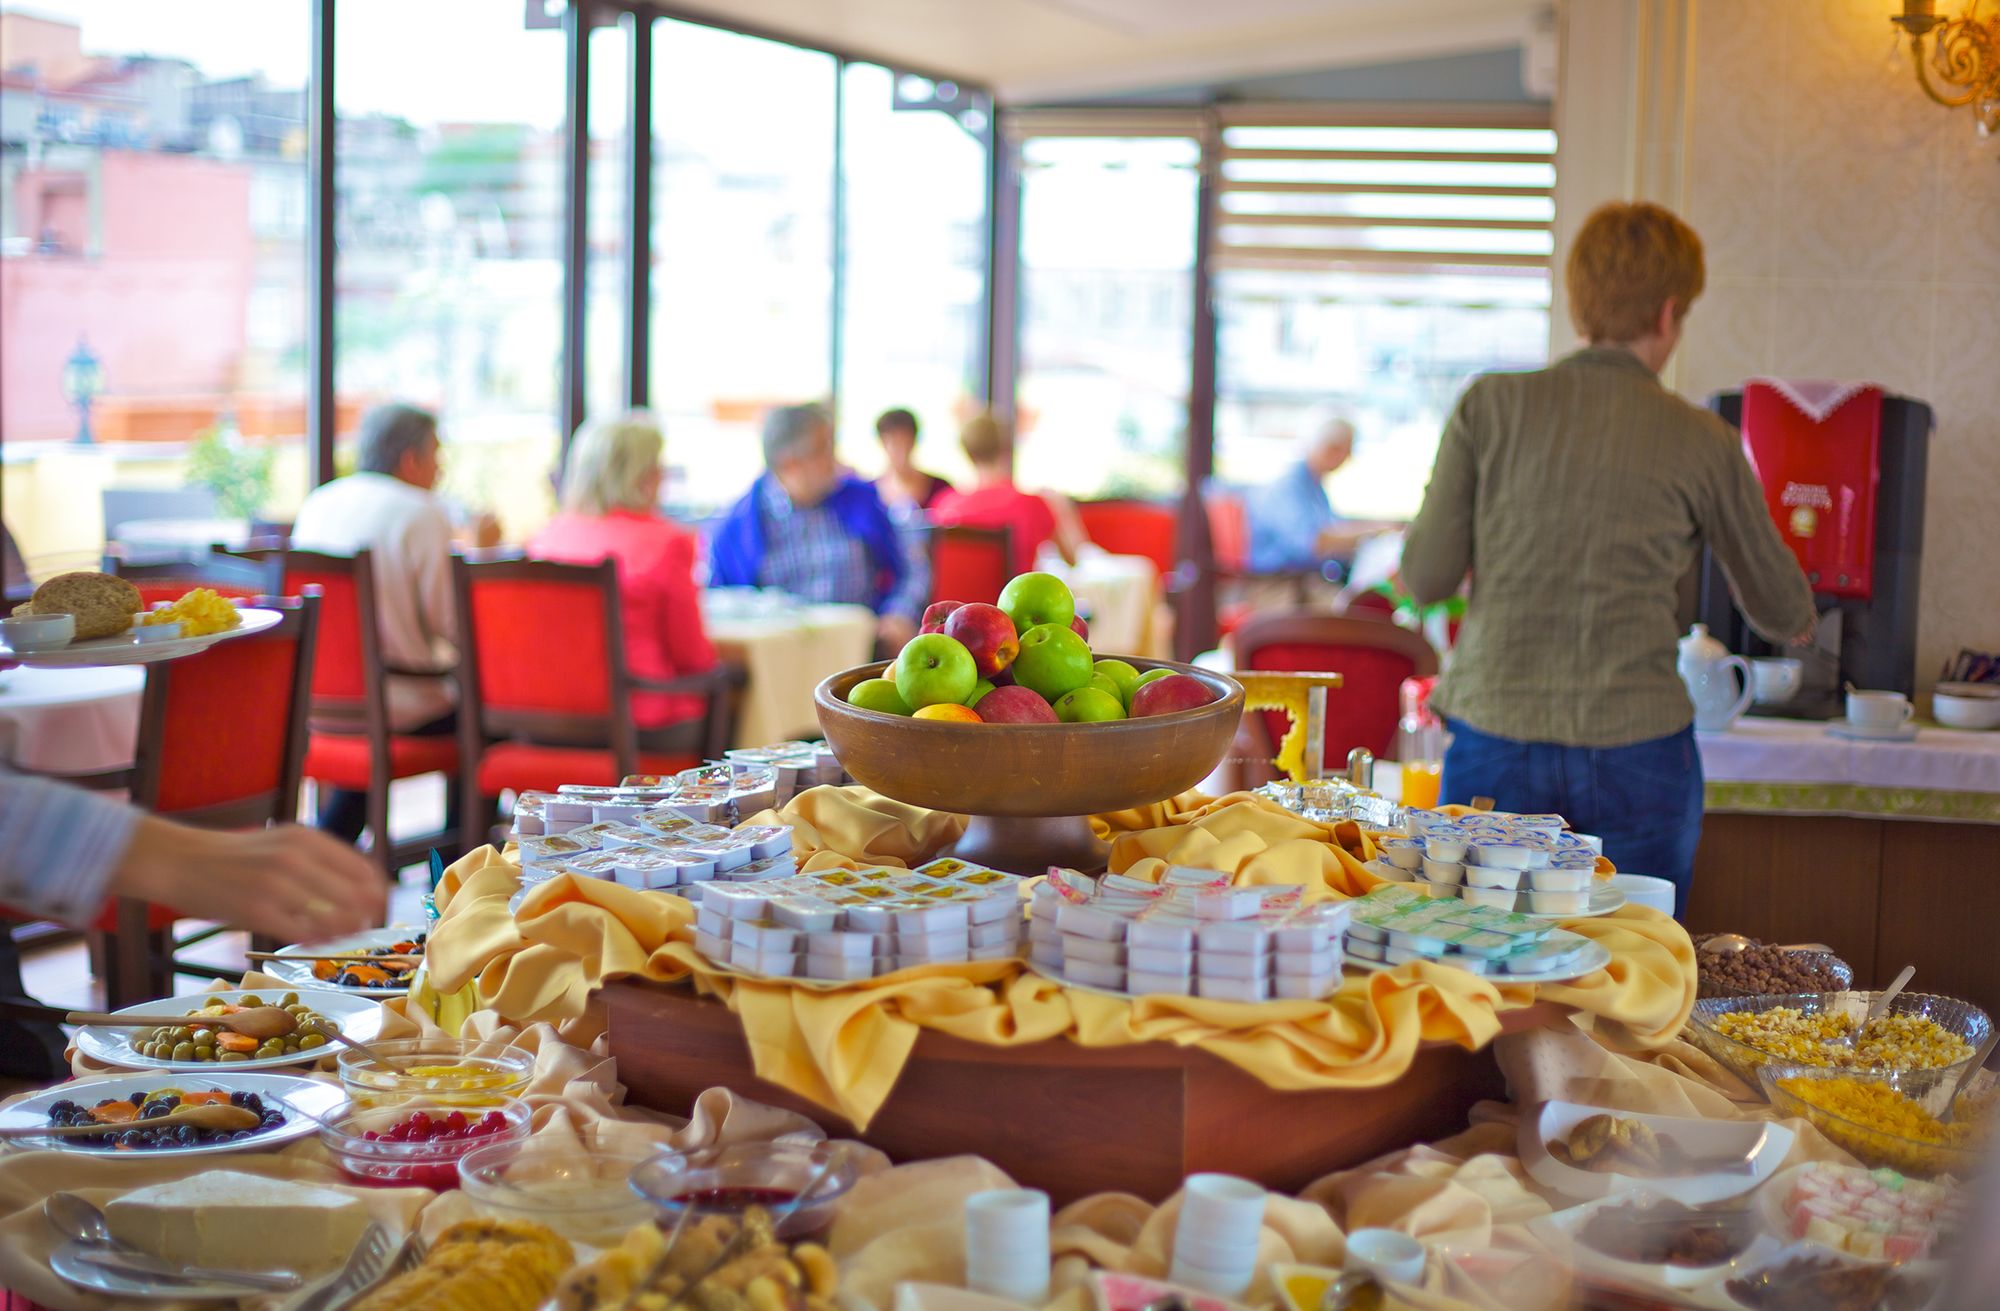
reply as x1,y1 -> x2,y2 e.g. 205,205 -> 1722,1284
1890,1 -> 2000,135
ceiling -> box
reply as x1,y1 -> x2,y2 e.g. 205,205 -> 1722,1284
653,0 -> 1548,104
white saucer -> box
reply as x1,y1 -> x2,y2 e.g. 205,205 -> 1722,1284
1828,722 -> 1919,743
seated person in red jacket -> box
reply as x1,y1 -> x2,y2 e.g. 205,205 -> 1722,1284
929,412 -> 1086,576
528,414 -> 719,740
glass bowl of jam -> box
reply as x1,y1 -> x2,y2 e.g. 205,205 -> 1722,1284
629,1139 -> 858,1239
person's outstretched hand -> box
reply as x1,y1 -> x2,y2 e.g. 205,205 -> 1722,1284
112,819 -> 388,944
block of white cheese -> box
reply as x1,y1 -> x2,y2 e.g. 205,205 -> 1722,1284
105,1171 -> 370,1273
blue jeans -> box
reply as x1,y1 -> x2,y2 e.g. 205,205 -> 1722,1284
1440,718 -> 1704,918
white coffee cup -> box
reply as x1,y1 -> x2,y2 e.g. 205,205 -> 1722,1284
1846,690 -> 1914,735
964,1190 -> 1050,1304
1751,657 -> 1803,705
1343,1228 -> 1428,1285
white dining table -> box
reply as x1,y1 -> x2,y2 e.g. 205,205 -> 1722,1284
700,594 -> 878,748
0,664 -> 145,774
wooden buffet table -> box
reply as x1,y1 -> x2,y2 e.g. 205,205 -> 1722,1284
603,980 -> 1519,1205
1688,714 -> 2000,1019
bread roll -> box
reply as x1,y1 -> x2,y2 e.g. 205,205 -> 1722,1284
20,571 -> 142,640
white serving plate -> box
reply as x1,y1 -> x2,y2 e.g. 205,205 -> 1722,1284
1,607 -> 282,667
1346,935 -> 1613,986
1519,1100 -> 1794,1205
1525,1188 -> 1782,1294
1025,959 -> 1342,1005
1716,1240 -> 1950,1310
74,988 -> 383,1073
0,1071 -> 343,1159
265,926 -> 427,997
1751,1161 -> 1962,1266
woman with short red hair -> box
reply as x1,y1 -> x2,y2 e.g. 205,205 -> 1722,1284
1401,201 -> 1813,916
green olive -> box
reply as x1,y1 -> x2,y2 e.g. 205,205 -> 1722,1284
280,992 -> 299,1006
216,1051 -> 247,1063
171,1027 -> 194,1044
171,1042 -> 195,1062
238,995 -> 262,1007
298,1033 -> 326,1050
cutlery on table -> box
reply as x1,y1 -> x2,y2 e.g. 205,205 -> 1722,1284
65,1006 -> 301,1039
1941,1029 -> 1999,1123
295,1221 -> 392,1311
303,1017 -> 399,1072
45,1192 -> 302,1291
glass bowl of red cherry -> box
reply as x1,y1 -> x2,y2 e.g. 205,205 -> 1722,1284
318,1097 -> 531,1190
630,1139 -> 858,1239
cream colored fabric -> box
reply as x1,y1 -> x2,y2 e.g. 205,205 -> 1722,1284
703,598 -> 877,747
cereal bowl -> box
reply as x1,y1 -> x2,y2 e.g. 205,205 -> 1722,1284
1687,992 -> 1991,1087
335,1037 -> 533,1106
1757,1066 -> 1988,1179
458,1140 -> 655,1244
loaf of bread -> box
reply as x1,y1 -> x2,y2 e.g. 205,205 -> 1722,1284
12,571 -> 142,640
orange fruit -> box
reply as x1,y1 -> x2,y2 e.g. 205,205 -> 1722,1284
912,703 -> 982,723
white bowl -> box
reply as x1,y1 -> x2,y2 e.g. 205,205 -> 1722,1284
1933,692 -> 2000,731
1518,1100 -> 1794,1205
1525,1188 -> 1781,1292
0,613 -> 74,652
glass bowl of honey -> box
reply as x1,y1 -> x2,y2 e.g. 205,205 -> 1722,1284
335,1037 -> 534,1106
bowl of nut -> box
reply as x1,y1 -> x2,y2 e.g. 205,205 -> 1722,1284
1693,936 -> 1854,999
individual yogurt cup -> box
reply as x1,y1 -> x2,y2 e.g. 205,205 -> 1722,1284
1465,837 -> 1538,870
1420,856 -> 1465,886
1506,814 -> 1567,835
1527,889 -> 1590,915
1461,885 -> 1518,911
1529,867 -> 1593,892
1418,880 -> 1461,900
1465,864 -> 1524,890
1421,828 -> 1470,863
1377,838 -> 1426,872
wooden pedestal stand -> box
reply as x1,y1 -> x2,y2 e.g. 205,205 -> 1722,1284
603,980 -> 1520,1205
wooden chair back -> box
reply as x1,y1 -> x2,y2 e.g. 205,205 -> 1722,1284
106,550 -> 283,609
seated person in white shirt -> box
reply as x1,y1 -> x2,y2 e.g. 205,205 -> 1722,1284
289,404 -> 470,844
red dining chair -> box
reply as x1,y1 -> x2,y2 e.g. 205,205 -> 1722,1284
1076,499 -> 1179,579
105,549 -> 283,608
26,594 -> 322,1007
1202,486 -> 1320,638
275,548 -> 462,874
453,557 -> 742,854
928,524 -> 1013,608
1229,610 -> 1439,788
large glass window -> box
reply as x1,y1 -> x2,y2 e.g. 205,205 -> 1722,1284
835,64 -> 989,485
649,19 -> 834,513
333,0 -> 565,541
585,15 -> 632,422
1213,120 -> 1554,519
1015,135 -> 1198,501
0,0 -> 308,574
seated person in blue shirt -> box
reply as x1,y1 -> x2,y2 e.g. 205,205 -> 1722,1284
1244,419 -> 1394,575
709,403 -> 925,651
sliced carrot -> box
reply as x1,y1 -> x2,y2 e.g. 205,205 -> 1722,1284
216,1033 -> 259,1054
313,961 -> 339,981
89,1102 -> 139,1124
179,1091 -> 231,1106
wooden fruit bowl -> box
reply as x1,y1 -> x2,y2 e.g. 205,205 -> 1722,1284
814,657 -> 1245,873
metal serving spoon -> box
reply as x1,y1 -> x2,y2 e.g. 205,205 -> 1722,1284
45,1193 -> 302,1291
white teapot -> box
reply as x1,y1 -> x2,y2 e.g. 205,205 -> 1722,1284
1678,624 -> 1754,732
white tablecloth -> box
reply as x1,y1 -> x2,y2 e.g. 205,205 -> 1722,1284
702,598 -> 877,748
0,665 -> 145,774
1035,546 -> 1161,659
1697,715 -> 2000,794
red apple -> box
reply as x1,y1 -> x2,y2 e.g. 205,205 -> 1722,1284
974,684 -> 1060,724
920,601 -> 963,635
1069,614 -> 1089,642
943,602 -> 1020,678
1129,673 -> 1217,718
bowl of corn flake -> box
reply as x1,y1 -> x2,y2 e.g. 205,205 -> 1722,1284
1688,991 -> 1991,1088
1758,1064 -> 1993,1178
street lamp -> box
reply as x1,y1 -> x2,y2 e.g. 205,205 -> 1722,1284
60,338 -> 103,445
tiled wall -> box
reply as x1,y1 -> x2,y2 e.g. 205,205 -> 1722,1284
1674,0 -> 2000,695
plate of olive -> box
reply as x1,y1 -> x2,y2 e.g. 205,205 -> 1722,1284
74,989 -> 384,1073
0,1072 -> 344,1157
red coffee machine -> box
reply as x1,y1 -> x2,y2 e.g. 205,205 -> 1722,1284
1694,382 -> 1931,719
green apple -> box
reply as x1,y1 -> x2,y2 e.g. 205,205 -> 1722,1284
1088,672 -> 1127,705
997,571 -> 1076,636
1133,667 -> 1176,694
967,679 -> 997,708
846,677 -> 913,716
1010,623 -> 1094,701
1093,659 -> 1140,707
1054,686 -> 1126,723
893,633 -> 978,709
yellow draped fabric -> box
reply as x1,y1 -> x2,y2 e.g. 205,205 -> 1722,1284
421,786 -> 1695,1129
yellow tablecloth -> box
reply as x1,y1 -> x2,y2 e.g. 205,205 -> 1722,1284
421,788 -> 1696,1130
702,597 -> 878,747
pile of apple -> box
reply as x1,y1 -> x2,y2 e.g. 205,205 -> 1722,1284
846,571 -> 1220,724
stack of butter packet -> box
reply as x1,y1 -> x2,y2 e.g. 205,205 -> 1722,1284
1376,809 -> 1602,916
688,857 -> 1026,981
1027,867 -> 1350,1001
724,741 -> 847,807
1343,883 -> 1596,976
